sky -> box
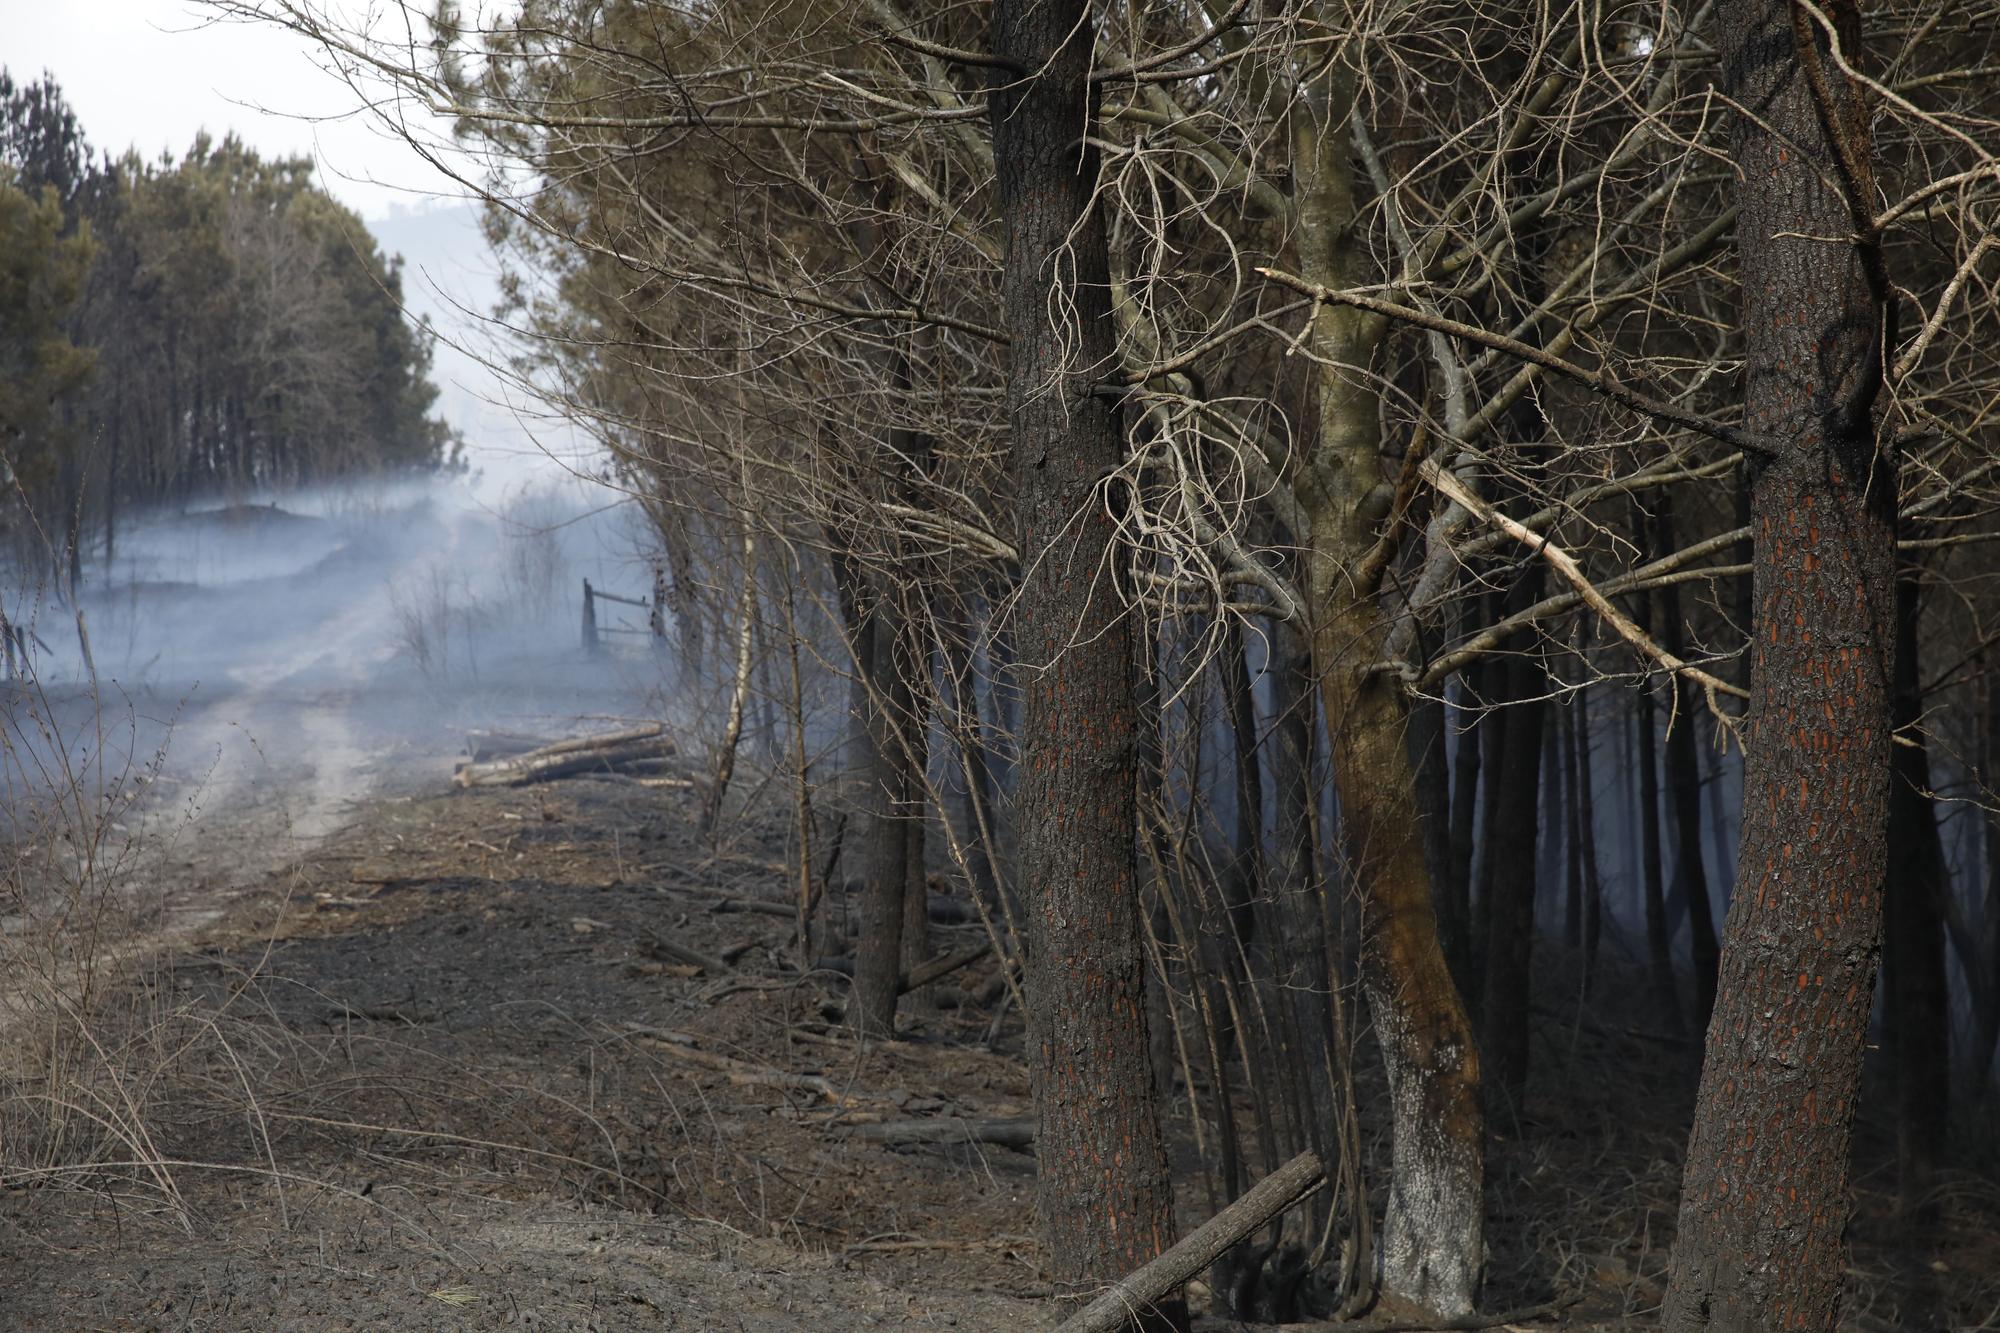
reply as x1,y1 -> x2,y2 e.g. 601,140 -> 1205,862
2,0 -> 456,221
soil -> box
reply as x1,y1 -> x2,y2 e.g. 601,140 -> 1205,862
3,716 -> 1997,1331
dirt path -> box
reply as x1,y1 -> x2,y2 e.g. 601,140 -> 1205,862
1,767 -> 1056,1331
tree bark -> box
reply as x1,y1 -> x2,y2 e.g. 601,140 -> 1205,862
1662,4 -> 1897,1328
989,3 -> 1181,1320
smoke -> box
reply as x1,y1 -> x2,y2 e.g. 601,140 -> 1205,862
1,469 -> 683,844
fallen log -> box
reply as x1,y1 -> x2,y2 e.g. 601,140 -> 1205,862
531,722 -> 664,755
465,730 -> 552,763
570,772 -> 698,790
838,1116 -> 1033,1150
455,737 -> 676,788
1058,1150 -> 1325,1333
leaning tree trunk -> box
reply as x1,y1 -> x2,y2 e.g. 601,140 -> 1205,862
1662,4 -> 1897,1330
988,4 -> 1182,1321
1293,51 -> 1482,1317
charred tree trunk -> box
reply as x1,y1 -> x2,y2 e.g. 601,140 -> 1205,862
851,588 -> 914,1040
828,541 -> 916,1042
698,531 -> 759,841
1574,683 -> 1605,989
1479,634 -> 1548,1113
1223,615 -> 1265,951
989,4 -> 1181,1318
1444,670 -> 1483,995
1410,687 -> 1459,983
1469,681 -> 1508,1006
1260,608 -> 1369,1308
1654,500 -> 1722,1034
1975,684 -> 2000,1095
1561,700 -> 1584,949
1632,605 -> 1682,1034
1882,575 -> 1948,1219
1293,54 -> 1481,1315
940,596 -> 1002,909
1663,4 -> 1897,1328
900,640 -> 932,993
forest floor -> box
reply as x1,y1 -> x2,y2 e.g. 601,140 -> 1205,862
3,705 -> 1999,1331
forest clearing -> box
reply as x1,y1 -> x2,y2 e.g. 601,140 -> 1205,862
8,1 -> 2000,1330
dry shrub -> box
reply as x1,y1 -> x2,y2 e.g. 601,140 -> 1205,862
0,669 -> 192,1221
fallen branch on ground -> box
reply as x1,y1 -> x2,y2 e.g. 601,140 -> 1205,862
901,939 -> 993,992
837,1116 -> 1033,1149
570,772 -> 698,790
629,1030 -> 868,1107
1057,1150 -> 1325,1333
639,933 -> 734,976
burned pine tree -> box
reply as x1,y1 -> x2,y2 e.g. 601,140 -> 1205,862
1663,2 -> 1899,1327
989,0 -> 1183,1317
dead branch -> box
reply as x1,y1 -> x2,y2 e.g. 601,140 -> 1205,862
836,1116 -> 1034,1149
638,933 -> 734,977
1418,458 -> 1749,727
1057,1150 -> 1325,1333
901,939 -> 993,993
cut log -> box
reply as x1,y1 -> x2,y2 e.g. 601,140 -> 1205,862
838,1116 -> 1034,1150
534,722 -> 664,755
1057,1150 -> 1325,1333
455,737 -> 676,788
465,730 -> 552,763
